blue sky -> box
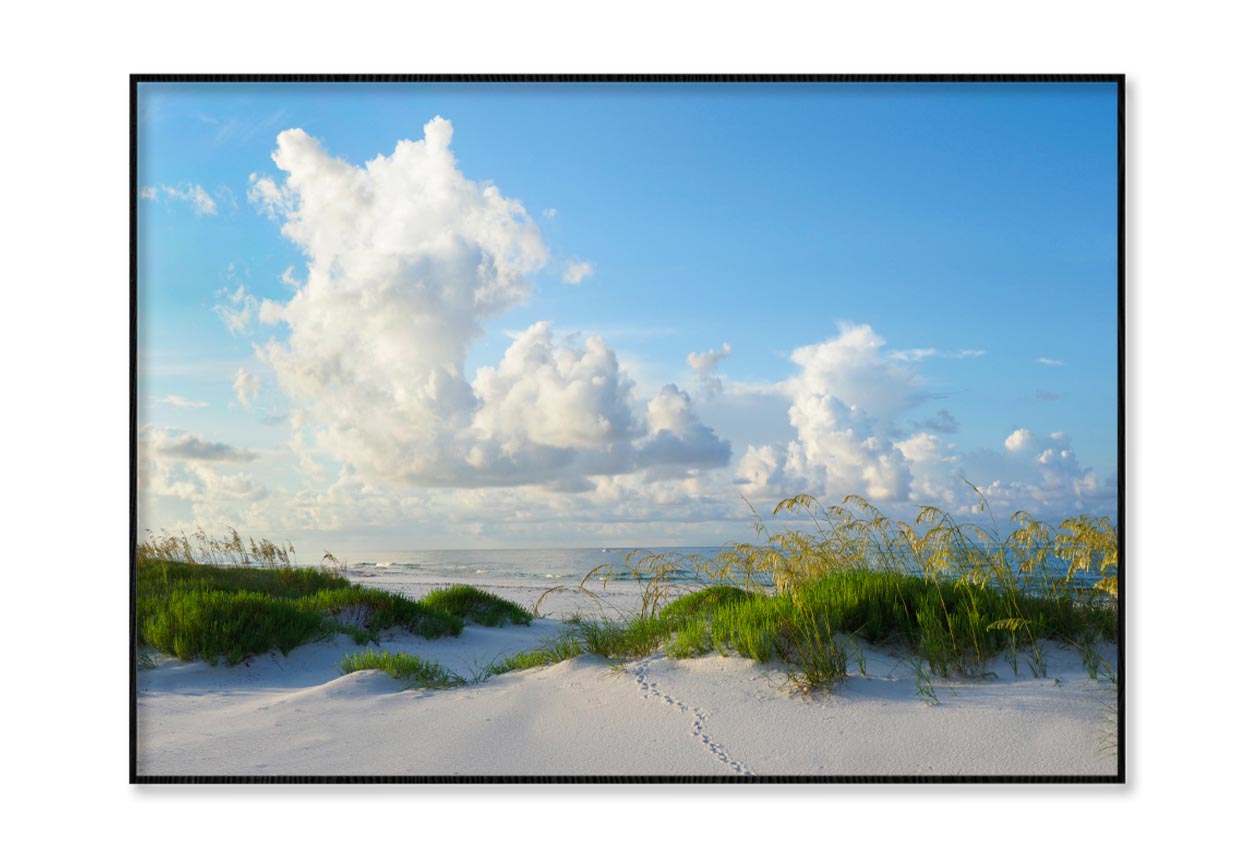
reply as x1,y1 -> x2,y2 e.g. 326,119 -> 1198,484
136,81 -> 1118,556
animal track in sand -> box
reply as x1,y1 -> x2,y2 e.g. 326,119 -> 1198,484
631,654 -> 753,776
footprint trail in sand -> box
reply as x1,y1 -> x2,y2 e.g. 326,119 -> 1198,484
631,654 -> 753,776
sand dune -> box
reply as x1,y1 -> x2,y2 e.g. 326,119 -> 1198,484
137,578 -> 1117,778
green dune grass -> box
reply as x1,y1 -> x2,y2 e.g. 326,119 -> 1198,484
486,492 -> 1118,694
136,490 -> 1118,695
136,536 -> 473,665
338,649 -> 467,688
419,584 -> 533,627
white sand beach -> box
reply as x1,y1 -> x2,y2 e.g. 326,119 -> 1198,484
137,574 -> 1118,778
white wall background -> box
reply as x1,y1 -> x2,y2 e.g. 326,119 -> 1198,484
3,1 -> 1245,847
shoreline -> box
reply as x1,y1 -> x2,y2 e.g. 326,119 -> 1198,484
342,567 -> 698,622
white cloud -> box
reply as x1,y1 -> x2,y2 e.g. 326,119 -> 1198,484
1036,357 -> 1064,366
152,183 -> 218,215
686,342 -> 732,398
562,259 -> 594,284
233,368 -> 260,408
1004,427 -> 1034,452
887,347 -> 936,362
542,208 -> 558,219
137,428 -> 269,534
636,384 -> 732,478
957,429 -> 1112,516
246,173 -> 295,221
888,347 -> 986,362
155,395 -> 208,409
732,442 -> 809,499
247,119 -> 726,490
140,458 -> 266,508
213,282 -> 259,336
896,432 -> 957,463
786,324 -> 924,423
257,299 -> 284,325
731,324 -> 1113,520
141,426 -> 258,464
470,322 -> 636,453
286,409 -> 325,480
735,324 -> 918,503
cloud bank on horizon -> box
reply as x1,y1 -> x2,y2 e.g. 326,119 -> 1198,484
137,110 -> 1116,550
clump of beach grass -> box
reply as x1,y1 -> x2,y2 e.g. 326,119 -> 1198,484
419,585 -> 533,627
339,650 -> 466,689
487,629 -> 588,674
138,527 -> 298,569
140,587 -> 334,665
135,531 -> 495,665
300,587 -> 463,639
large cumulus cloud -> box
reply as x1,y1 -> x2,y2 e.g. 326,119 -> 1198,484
735,324 -> 916,502
249,118 -> 727,489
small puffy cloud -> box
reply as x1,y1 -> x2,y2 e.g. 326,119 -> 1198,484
233,368 -> 260,408
140,186 -> 158,200
686,343 -> 732,398
1037,357 -> 1064,366
542,208 -> 557,219
1004,427 -> 1052,454
562,259 -> 594,285
646,384 -> 695,435
1004,428 -> 1075,464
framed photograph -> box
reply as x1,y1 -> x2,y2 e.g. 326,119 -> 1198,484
132,75 -> 1123,783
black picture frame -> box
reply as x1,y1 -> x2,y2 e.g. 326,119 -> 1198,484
130,73 -> 1125,784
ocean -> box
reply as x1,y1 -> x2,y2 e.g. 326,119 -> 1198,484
340,544 -> 1107,593
343,546 -> 729,584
